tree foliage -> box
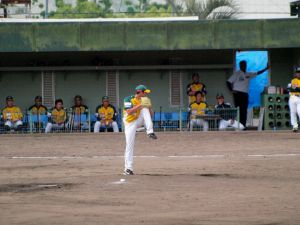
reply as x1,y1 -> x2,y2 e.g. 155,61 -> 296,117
48,0 -> 112,18
181,0 -> 237,19
47,0 -> 237,19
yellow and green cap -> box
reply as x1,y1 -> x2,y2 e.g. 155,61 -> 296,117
135,85 -> 151,93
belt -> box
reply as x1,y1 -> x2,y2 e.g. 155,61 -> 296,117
291,94 -> 300,97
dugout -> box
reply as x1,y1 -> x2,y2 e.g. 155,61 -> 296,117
0,18 -> 300,113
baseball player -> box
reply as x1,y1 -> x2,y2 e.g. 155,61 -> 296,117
94,96 -> 119,133
187,73 -> 207,104
188,91 -> 209,131
29,96 -> 48,115
288,67 -> 300,132
70,95 -> 89,130
2,96 -> 23,131
45,99 -> 67,133
214,93 -> 244,131
28,96 -> 48,131
123,85 -> 157,175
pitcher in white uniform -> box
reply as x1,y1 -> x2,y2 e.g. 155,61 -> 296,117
123,85 -> 158,175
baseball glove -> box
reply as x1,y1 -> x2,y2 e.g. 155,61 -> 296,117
141,97 -> 152,108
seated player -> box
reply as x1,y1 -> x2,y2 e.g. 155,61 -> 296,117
45,99 -> 67,133
70,95 -> 89,130
94,96 -> 119,133
189,91 -> 209,131
215,93 -> 244,131
28,96 -> 48,130
2,96 -> 23,131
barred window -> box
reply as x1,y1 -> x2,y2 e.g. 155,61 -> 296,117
106,71 -> 119,108
169,70 -> 182,107
42,71 -> 55,108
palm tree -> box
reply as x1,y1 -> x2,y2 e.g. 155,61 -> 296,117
170,0 -> 238,19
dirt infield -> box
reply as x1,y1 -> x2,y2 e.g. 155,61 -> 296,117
0,132 -> 300,225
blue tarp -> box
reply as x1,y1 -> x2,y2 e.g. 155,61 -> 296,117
236,51 -> 269,108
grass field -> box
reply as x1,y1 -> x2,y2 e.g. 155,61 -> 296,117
0,132 -> 299,225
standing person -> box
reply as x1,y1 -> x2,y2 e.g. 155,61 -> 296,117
2,96 -> 23,131
70,95 -> 89,130
45,99 -> 67,133
94,96 -> 119,133
123,85 -> 157,175
288,67 -> 300,132
214,93 -> 244,131
186,73 -> 207,104
189,91 -> 209,131
227,60 -> 269,127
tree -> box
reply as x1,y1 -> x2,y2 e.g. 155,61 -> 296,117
48,0 -> 112,18
123,0 -> 173,17
181,0 -> 237,19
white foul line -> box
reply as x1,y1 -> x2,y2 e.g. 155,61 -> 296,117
247,154 -> 300,157
0,154 -> 300,160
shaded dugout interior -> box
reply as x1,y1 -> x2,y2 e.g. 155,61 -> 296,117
0,19 -> 300,113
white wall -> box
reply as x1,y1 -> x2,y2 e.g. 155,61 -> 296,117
236,0 -> 296,19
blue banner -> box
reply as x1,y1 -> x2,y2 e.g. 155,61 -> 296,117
236,51 -> 269,108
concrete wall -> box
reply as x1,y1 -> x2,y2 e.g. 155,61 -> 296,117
55,71 -> 106,112
0,72 -> 41,111
1,19 -> 300,53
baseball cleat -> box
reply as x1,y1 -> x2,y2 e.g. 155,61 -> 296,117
292,127 -> 298,133
148,133 -> 157,139
123,169 -> 134,175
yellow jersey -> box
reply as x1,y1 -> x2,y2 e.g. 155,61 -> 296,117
123,95 -> 141,123
28,105 -> 48,115
2,106 -> 23,122
51,108 -> 66,124
189,101 -> 207,119
96,104 -> 117,124
72,105 -> 88,114
290,78 -> 300,96
186,82 -> 207,103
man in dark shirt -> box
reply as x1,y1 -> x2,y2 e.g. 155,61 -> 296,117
215,93 -> 244,131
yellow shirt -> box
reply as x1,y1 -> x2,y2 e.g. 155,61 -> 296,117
187,82 -> 207,103
189,101 -> 207,119
123,95 -> 141,123
290,78 -> 300,96
29,105 -> 48,115
72,105 -> 88,114
2,106 -> 23,122
51,108 -> 66,124
96,104 -> 116,124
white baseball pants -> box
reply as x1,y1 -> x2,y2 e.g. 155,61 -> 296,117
45,123 -> 64,133
219,119 -> 244,131
289,95 -> 300,129
94,121 -> 119,133
190,119 -> 209,131
5,120 -> 23,128
124,108 -> 154,171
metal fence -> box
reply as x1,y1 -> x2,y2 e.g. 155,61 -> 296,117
152,107 -> 241,132
0,107 -> 241,134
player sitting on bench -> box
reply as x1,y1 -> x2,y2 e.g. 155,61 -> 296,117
2,96 -> 23,131
45,99 -> 67,133
94,96 -> 119,133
